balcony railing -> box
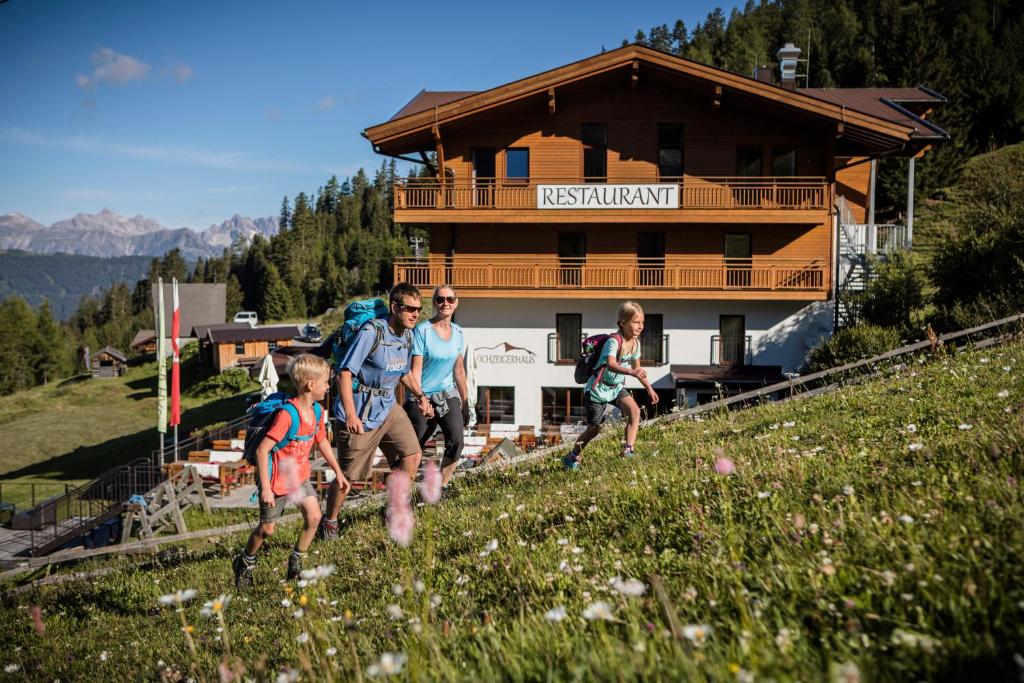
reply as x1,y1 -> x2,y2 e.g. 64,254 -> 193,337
396,256 -> 826,293
840,223 -> 911,254
395,176 -> 827,211
640,334 -> 669,367
711,334 -> 753,367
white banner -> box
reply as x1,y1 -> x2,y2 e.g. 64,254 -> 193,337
537,184 -> 679,209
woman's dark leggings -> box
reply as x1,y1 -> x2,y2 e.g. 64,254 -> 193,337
404,397 -> 465,468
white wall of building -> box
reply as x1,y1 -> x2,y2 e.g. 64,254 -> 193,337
455,297 -> 834,427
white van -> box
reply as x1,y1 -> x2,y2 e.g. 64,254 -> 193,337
233,311 -> 258,327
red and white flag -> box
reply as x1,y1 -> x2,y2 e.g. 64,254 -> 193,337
170,278 -> 181,427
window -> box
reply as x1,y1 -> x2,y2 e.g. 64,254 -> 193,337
771,146 -> 797,176
736,146 -> 763,177
582,123 -> 607,181
476,386 -> 515,425
718,315 -> 746,367
554,314 -> 582,364
234,342 -> 245,355
725,234 -> 752,287
541,387 -> 585,427
639,313 -> 665,366
657,123 -> 685,179
558,232 -> 586,287
268,341 -> 278,351
505,148 -> 529,183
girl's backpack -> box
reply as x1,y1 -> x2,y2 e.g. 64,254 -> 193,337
574,332 -> 623,385
242,392 -> 323,487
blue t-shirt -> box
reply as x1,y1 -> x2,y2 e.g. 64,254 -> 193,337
333,321 -> 412,430
411,321 -> 465,395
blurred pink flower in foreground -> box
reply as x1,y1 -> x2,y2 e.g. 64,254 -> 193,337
714,456 -> 736,476
387,471 -> 415,546
31,606 -> 44,635
420,461 -> 442,504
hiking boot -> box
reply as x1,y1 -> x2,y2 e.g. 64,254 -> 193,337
232,554 -> 255,590
561,451 -> 581,471
622,446 -> 635,459
287,552 -> 304,581
316,518 -> 339,542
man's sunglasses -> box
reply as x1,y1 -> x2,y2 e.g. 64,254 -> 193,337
434,296 -> 457,304
395,304 -> 422,314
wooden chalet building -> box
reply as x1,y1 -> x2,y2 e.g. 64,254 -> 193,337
363,43 -> 947,427
209,325 -> 301,373
89,346 -> 128,378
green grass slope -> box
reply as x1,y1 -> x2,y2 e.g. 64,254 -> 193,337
2,341 -> 1023,681
0,348 -> 257,506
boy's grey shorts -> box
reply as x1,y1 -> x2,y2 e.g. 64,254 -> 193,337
584,389 -> 630,427
258,481 -> 317,524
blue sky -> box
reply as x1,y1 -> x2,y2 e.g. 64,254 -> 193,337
1,0 -> 726,231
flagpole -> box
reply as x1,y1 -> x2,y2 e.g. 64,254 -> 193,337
156,277 -> 168,460
171,278 -> 181,462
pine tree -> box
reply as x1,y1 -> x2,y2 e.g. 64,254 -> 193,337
33,300 -> 73,385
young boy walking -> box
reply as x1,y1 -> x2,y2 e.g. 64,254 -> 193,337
318,282 -> 434,540
563,301 -> 659,469
232,354 -> 349,589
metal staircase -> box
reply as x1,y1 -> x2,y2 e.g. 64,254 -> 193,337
835,196 -> 911,328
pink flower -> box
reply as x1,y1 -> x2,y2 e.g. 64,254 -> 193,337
31,606 -> 44,635
387,471 -> 415,546
276,457 -> 307,505
714,456 -> 735,476
420,461 -> 442,504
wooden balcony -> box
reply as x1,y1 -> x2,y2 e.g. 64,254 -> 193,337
395,256 -> 828,300
393,176 -> 829,224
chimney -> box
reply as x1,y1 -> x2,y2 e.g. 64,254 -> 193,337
753,65 -> 773,83
776,42 -> 801,90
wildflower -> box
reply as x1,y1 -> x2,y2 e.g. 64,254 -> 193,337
496,512 -> 510,521
898,514 -> 915,524
714,456 -> 736,476
830,661 -> 861,683
587,504 -> 598,513
386,471 -> 415,547
391,584 -> 404,597
571,546 -> 584,555
610,576 -> 647,597
908,442 -> 924,452
757,491 -> 771,499
905,424 -> 917,433
296,632 -> 309,644
479,539 -> 499,557
385,604 -> 404,620
557,538 -> 569,546
681,624 -> 712,646
292,609 -> 305,619
99,651 -> 108,661
430,593 -> 442,609
544,606 -> 567,622
4,664 -> 20,673
276,668 -> 300,683
783,421 -> 796,428
997,389 -> 1010,398
30,605 -> 44,635
366,652 -> 407,677
300,565 -> 336,582
158,589 -> 197,606
454,575 -> 469,586
582,601 -> 615,621
775,627 -> 794,653
413,579 -> 425,593
326,647 -> 338,657
958,423 -> 973,430
200,595 -> 231,617
564,514 -> 575,522
842,485 -> 855,496
420,461 -> 442,504
891,628 -> 940,653
281,598 -> 292,608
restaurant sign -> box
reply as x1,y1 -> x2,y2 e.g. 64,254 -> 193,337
537,184 -> 679,210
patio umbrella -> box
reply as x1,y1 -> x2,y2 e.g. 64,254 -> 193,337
464,343 -> 478,427
257,354 -> 279,400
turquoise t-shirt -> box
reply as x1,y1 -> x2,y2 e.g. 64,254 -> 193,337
585,335 -> 640,404
411,321 -> 465,395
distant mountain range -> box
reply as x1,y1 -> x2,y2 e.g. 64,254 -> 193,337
0,209 -> 278,260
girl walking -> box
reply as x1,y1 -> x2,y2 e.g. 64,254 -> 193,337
563,301 -> 659,469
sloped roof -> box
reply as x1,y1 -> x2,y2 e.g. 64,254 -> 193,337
208,325 -> 301,344
130,329 -> 156,349
365,44 -> 933,152
151,283 -> 227,338
802,87 -> 948,141
91,346 -> 127,362
193,322 -> 250,340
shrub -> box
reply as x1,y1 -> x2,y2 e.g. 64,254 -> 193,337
184,368 -> 258,398
858,251 -> 928,336
803,324 -> 902,373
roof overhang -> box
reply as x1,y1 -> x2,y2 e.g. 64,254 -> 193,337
365,44 -> 923,154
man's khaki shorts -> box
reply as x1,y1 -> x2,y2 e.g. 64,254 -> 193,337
334,404 -> 421,481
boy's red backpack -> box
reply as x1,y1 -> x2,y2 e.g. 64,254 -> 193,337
574,332 -> 623,385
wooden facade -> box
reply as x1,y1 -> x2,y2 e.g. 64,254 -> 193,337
365,45 -> 937,301
215,339 -> 295,373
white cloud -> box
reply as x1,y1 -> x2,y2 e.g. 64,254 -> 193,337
76,47 -> 151,89
173,63 -> 194,83
1,127 -> 326,174
315,96 -> 335,112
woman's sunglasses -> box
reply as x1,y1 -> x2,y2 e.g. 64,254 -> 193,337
434,296 -> 457,304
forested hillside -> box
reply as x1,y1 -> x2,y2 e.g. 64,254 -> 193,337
0,250 -> 151,319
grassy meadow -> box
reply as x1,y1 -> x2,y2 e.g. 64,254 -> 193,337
1,340 -> 1022,681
